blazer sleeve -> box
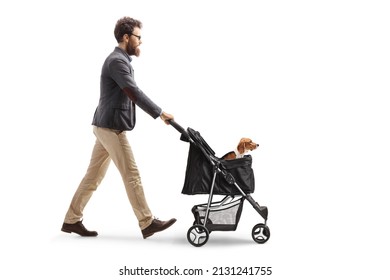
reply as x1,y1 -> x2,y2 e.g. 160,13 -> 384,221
108,58 -> 162,119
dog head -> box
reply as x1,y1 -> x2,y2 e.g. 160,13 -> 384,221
237,138 -> 259,155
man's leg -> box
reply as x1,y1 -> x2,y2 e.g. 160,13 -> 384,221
64,137 -> 111,224
93,126 -> 153,230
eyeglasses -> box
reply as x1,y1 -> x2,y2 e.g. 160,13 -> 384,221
130,33 -> 141,40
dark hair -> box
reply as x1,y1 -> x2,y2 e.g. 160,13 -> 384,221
114,17 -> 142,43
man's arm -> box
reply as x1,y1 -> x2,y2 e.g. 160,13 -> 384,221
109,58 -> 162,119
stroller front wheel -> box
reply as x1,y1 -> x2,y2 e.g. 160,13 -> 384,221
187,225 -> 209,247
193,218 -> 213,233
252,223 -> 270,244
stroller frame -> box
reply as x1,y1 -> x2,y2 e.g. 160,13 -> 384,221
170,121 -> 270,247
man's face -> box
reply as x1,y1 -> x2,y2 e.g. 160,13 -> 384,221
126,27 -> 142,57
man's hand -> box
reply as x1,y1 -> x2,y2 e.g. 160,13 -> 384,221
160,111 -> 174,125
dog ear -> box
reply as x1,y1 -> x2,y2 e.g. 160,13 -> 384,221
237,139 -> 247,154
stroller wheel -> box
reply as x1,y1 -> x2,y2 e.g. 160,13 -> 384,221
187,225 -> 209,247
252,223 -> 270,244
193,219 -> 213,233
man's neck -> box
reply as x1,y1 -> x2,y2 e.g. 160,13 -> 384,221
118,43 -> 127,53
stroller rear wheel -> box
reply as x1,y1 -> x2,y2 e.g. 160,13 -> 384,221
252,223 -> 270,244
187,225 -> 209,247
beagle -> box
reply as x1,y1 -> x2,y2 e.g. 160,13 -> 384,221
223,138 -> 259,160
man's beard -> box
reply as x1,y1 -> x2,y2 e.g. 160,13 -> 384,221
126,43 -> 140,57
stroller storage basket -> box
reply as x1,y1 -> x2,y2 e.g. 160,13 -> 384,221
182,141 -> 255,195
192,197 -> 244,231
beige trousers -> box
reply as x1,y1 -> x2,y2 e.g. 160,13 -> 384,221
64,126 -> 153,230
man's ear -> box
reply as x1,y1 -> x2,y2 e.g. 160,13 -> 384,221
122,34 -> 130,43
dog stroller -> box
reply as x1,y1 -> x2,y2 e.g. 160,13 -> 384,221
170,121 -> 270,247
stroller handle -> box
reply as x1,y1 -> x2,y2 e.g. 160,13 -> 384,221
168,119 -> 190,141
168,119 -> 185,134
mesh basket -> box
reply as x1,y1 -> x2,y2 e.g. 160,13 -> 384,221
192,197 -> 244,231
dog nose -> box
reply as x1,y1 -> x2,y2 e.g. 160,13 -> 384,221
256,144 -> 259,147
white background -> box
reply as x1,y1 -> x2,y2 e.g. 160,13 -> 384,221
1,0 -> 389,279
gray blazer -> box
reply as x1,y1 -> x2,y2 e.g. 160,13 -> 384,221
92,47 -> 162,131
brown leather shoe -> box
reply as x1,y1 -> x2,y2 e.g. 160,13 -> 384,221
142,218 -> 176,239
61,221 -> 98,237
